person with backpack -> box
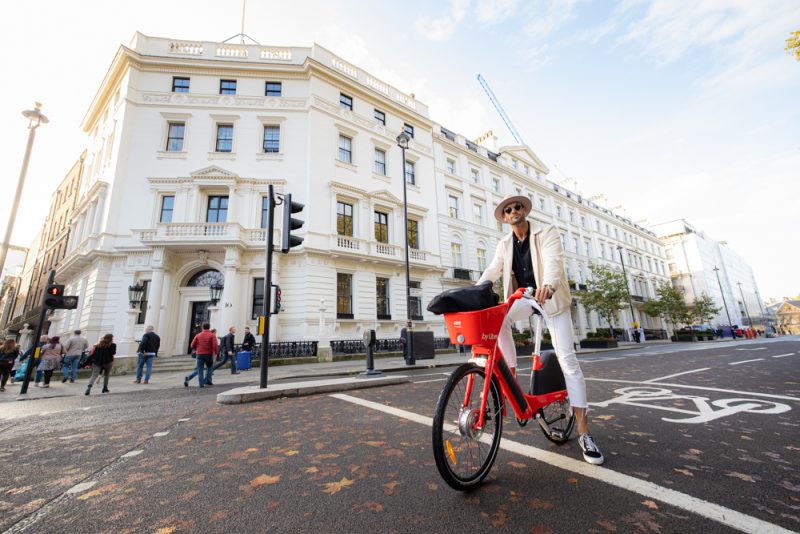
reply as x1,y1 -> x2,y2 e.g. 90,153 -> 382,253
38,336 -> 66,388
0,339 -> 20,391
213,326 -> 239,375
62,330 -> 88,383
85,334 -> 115,395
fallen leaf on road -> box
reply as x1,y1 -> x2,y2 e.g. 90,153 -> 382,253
155,528 -> 176,534
304,467 -> 319,474
383,480 -> 401,495
250,474 -> 281,488
427,483 -> 439,491
364,441 -> 386,447
322,477 -> 354,495
594,415 -> 614,421
530,498 -> 553,509
284,450 -> 300,456
353,501 -> 384,513
596,519 -> 617,531
508,461 -> 526,469
642,500 -> 658,510
78,483 -> 119,500
245,448 -> 258,453
726,472 -> 755,483
566,477 -> 579,485
673,469 -> 693,477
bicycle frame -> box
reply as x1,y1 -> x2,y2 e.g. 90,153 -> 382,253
463,289 -> 569,430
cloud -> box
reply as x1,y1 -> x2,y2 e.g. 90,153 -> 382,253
522,0 -> 581,41
475,0 -> 519,23
413,0 -> 471,42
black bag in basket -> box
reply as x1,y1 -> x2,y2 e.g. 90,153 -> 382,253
427,281 -> 500,315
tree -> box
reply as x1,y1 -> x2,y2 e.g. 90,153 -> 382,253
576,263 -> 629,337
690,293 -> 721,326
787,30 -> 800,61
646,283 -> 690,336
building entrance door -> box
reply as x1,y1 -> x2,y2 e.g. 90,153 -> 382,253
188,301 -> 211,353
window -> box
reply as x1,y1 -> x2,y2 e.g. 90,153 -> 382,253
523,164 -> 530,175
572,237 -> 579,254
260,196 -> 269,228
512,158 -> 518,169
251,278 -> 264,320
136,280 -> 150,324
581,216 -> 586,228
374,109 -> 385,125
648,258 -> 653,272
407,219 -> 419,249
539,198 -> 546,211
614,228 -> 619,240
605,223 -> 610,235
338,135 -> 352,163
492,177 -> 501,193
166,122 -> 185,152
337,273 -> 353,318
172,77 -> 190,93
336,201 -> 353,236
374,148 -> 386,174
207,196 -> 228,222
477,248 -> 487,271
376,277 -> 390,319
585,240 -> 592,257
216,124 -> 233,152
265,81 -> 282,96
409,281 -> 422,320
471,168 -> 480,184
220,79 -> 237,95
560,233 -> 567,250
404,160 -> 415,184
600,242 -> 606,259
374,211 -> 389,243
448,195 -> 460,218
446,158 -> 456,174
451,242 -> 463,268
556,206 -> 562,218
263,126 -> 280,153
403,123 -> 414,138
340,93 -> 353,110
473,203 -> 483,225
569,211 -> 575,223
595,220 -> 600,232
159,195 -> 174,223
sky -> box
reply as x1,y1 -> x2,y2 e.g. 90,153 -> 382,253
1,0 -> 798,299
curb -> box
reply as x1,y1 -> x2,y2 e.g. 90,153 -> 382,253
216,375 -> 410,404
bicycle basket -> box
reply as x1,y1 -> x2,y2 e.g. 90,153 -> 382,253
443,302 -> 508,348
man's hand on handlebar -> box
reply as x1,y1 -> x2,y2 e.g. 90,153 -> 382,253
524,286 -> 553,306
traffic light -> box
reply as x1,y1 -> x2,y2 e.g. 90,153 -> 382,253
44,284 -> 64,308
281,193 -> 304,253
272,285 -> 282,314
44,284 -> 79,309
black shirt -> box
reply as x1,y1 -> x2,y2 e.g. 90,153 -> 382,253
511,225 -> 537,290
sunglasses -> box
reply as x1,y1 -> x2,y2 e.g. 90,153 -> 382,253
503,203 -> 524,214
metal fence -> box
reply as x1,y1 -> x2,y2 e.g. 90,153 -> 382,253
234,341 -> 318,359
331,337 -> 454,355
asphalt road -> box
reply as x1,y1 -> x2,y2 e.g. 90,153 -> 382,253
1,338 -> 798,533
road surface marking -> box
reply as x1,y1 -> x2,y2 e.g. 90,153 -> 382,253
414,378 -> 449,384
153,431 -> 170,437
121,450 -> 143,458
66,481 -> 97,495
772,353 -> 795,358
729,359 -> 764,366
585,378 -> 800,402
644,368 -> 711,383
178,418 -> 191,422
331,393 -> 794,534
735,347 -> 766,351
58,434 -> 86,440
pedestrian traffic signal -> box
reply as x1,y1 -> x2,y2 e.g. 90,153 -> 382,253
281,193 -> 304,253
272,285 -> 282,314
44,284 -> 79,309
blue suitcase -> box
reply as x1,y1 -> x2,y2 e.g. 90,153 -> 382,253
236,351 -> 252,371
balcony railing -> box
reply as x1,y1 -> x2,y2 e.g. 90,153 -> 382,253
134,223 -> 272,247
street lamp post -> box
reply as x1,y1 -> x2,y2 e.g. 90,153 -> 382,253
616,245 -> 636,337
712,266 -> 733,334
1,103 -> 48,278
396,131 -> 414,365
737,281 -> 753,330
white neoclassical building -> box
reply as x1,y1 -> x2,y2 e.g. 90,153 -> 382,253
45,32 -> 669,359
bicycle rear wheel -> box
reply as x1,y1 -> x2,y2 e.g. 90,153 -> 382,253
432,363 -> 503,491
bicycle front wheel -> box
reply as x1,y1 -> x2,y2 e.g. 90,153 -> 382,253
432,363 -> 503,491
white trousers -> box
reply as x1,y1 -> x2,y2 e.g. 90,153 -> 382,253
496,299 -> 588,408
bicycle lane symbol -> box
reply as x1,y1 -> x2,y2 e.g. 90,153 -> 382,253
590,386 -> 791,424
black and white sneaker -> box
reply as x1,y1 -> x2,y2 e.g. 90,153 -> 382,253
578,433 -> 605,465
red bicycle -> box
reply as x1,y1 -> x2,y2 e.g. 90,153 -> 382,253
432,287 -> 575,491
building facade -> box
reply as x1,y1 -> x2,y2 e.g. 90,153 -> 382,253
10,32 -> 672,357
652,219 -> 764,328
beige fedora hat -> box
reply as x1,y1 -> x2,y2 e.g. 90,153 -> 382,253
493,194 -> 532,222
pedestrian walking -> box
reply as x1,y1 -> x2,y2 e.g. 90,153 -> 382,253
0,339 -> 20,391
241,327 -> 256,352
213,326 -> 239,374
19,335 -> 47,386
62,330 -> 88,384
85,334 -> 115,395
38,336 -> 66,388
134,326 -> 160,384
184,328 -> 217,387
189,323 -> 217,389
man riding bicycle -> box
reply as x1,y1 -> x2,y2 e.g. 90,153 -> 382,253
476,194 -> 604,465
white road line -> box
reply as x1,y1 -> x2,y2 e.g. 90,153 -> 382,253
121,450 -> 143,458
152,431 -> 170,437
331,393 -> 793,534
735,347 -> 766,351
582,357 -> 627,363
644,368 -> 711,383
585,378 -> 800,402
65,481 -> 97,495
411,371 -> 452,378
729,359 -> 764,366
772,353 -> 795,358
58,434 -> 86,440
414,378 -> 448,384
178,418 -> 191,422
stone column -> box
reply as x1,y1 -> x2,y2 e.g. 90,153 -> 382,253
84,203 -> 97,240
208,305 -> 221,332
144,268 -> 164,332
317,299 -> 332,362
220,247 -> 240,330
93,192 -> 106,234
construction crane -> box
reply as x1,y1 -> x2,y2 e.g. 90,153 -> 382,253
477,74 -> 525,145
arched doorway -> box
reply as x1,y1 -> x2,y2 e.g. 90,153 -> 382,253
185,269 -> 224,352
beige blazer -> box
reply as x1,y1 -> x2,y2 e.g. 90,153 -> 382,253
477,220 -> 572,317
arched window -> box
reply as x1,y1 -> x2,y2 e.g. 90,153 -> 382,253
186,269 -> 224,287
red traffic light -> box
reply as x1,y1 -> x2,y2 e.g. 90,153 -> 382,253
47,285 -> 64,296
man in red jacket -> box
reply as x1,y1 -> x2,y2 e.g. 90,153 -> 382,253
190,323 -> 218,389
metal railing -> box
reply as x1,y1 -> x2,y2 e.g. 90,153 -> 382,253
233,341 -> 318,359
331,337 -> 453,355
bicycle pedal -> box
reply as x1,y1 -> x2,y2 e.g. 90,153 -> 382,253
516,418 -> 528,427
550,430 -> 564,439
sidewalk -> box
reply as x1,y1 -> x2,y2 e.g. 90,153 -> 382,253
0,339 -> 675,403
